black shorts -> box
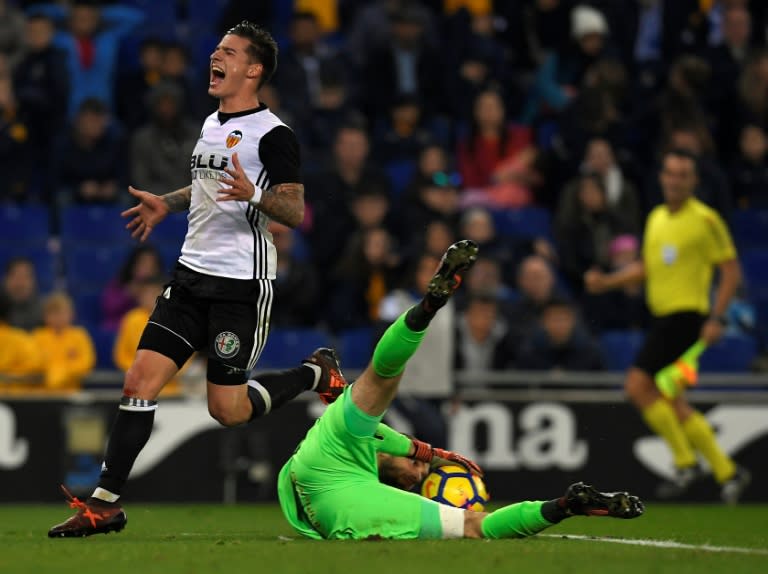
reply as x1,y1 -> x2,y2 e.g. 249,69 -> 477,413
138,264 -> 273,385
633,311 -> 706,376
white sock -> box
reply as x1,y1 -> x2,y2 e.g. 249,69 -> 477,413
303,362 -> 322,391
91,487 -> 120,503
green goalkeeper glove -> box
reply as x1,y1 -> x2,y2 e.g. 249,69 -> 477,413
410,438 -> 484,476
655,339 -> 708,399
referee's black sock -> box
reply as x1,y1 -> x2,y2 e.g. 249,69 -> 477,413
247,366 -> 315,420
93,397 -> 157,500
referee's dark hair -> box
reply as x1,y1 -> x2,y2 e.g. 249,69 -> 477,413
662,147 -> 700,176
226,20 -> 278,87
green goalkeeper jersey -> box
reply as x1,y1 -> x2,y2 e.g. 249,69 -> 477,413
277,385 -> 441,540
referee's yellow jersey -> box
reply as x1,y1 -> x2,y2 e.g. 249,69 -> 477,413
642,197 -> 737,317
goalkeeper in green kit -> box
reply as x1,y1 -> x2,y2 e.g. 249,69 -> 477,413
277,240 -> 644,540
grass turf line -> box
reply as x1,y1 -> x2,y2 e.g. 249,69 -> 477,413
1,503 -> 766,574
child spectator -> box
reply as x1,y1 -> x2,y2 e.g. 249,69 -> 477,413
0,292 -> 42,389
32,292 -> 95,392
101,245 -> 165,331
111,276 -> 155,371
2,257 -> 44,331
113,275 -> 182,396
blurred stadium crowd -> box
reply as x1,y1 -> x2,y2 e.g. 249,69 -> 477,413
1,0 -> 768,391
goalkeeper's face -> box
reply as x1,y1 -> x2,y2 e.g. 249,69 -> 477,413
377,454 -> 430,491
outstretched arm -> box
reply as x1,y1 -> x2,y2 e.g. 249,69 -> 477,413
122,185 -> 190,242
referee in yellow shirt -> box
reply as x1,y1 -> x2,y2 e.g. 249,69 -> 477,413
585,149 -> 750,503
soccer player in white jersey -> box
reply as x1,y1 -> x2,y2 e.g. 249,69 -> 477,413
49,21 -> 347,538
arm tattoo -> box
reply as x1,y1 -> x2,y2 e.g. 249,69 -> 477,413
258,182 -> 305,228
162,185 -> 192,212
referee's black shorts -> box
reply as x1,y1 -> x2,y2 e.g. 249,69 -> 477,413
138,263 -> 273,385
633,311 -> 706,376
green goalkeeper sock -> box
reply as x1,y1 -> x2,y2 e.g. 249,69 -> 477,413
480,501 -> 554,539
372,312 -> 426,378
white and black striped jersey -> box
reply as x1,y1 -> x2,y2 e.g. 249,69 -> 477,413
179,103 -> 301,280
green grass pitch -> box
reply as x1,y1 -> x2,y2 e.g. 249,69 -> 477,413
2,503 -> 766,574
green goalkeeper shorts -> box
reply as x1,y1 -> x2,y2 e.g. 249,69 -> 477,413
277,386 -> 445,540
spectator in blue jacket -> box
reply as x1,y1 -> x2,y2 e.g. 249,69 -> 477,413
31,2 -> 143,117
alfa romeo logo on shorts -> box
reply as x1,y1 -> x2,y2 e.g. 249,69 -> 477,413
214,331 -> 240,359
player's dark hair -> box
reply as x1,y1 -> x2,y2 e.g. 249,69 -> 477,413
78,97 -> 108,116
335,112 -> 369,138
467,292 -> 499,307
3,256 -> 34,276
377,454 -> 411,490
226,20 -> 278,87
26,12 -> 54,24
663,147 -> 700,175
291,11 -> 318,24
542,295 -> 575,313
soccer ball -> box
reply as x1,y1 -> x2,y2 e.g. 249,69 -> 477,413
420,464 -> 490,511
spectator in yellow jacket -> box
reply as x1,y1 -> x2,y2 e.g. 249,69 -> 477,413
0,293 -> 44,391
113,275 -> 184,396
32,292 -> 96,392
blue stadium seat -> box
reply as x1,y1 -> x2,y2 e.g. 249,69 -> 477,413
599,330 -> 645,372
123,0 -> 176,38
150,212 -> 188,245
186,0 -> 226,36
385,160 -> 417,199
155,242 -> 181,274
730,209 -> 768,251
63,244 -> 131,291
491,207 -> 553,240
59,206 -> 133,246
189,32 -> 219,77
699,334 -> 758,373
255,328 -> 332,369
0,205 -> 50,245
91,327 -> 118,370
337,327 -> 374,370
72,290 -> 103,332
0,245 -> 57,293
740,250 -> 768,286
